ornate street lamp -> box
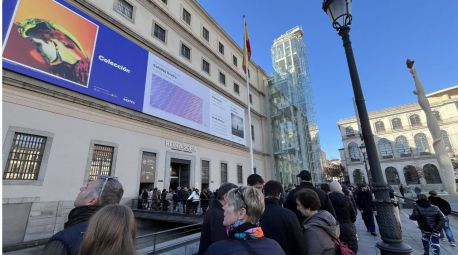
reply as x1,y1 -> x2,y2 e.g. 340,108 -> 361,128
322,0 -> 412,254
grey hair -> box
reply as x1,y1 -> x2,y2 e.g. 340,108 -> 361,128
226,186 -> 265,224
90,178 -> 124,206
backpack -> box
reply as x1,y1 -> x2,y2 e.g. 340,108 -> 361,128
314,224 -> 355,255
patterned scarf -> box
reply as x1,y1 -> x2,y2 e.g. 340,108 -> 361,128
227,220 -> 264,240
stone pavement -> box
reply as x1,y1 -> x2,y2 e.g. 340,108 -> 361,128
356,208 -> 458,254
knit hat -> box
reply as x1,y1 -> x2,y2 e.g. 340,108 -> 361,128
329,180 -> 342,193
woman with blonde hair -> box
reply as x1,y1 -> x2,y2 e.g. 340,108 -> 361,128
205,186 -> 285,255
79,204 -> 136,255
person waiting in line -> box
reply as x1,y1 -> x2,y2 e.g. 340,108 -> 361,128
247,174 -> 264,189
200,187 -> 211,214
295,189 -> 339,255
199,183 -> 238,255
188,188 -> 200,214
259,180 -> 306,255
42,176 -> 124,255
205,186 -> 285,255
284,170 -> 336,223
320,183 -> 331,193
328,180 -> 358,253
166,188 -> 174,212
356,184 -> 377,236
141,188 -> 148,209
410,193 -> 445,255
428,190 -> 455,247
78,204 -> 136,255
161,189 -> 168,211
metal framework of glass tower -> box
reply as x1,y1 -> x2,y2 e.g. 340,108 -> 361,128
268,26 -> 323,185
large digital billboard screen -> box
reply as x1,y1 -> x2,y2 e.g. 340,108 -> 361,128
3,0 -> 246,145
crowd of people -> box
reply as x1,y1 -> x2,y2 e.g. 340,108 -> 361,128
40,171 -> 456,255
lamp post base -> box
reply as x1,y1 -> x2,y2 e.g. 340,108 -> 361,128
377,241 -> 413,255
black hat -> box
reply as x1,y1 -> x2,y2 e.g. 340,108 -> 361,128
297,170 -> 311,181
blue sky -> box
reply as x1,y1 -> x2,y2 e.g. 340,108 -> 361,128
198,1 -> 458,159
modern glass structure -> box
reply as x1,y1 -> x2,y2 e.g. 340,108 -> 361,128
269,26 -> 323,185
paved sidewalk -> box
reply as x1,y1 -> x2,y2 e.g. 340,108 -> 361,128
357,208 -> 457,254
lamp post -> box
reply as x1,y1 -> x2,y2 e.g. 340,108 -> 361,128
322,1 -> 412,254
359,144 -> 372,185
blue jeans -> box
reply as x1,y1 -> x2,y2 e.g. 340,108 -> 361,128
441,216 -> 455,242
422,231 -> 440,255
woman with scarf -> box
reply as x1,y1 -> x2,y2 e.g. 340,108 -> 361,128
205,186 -> 285,255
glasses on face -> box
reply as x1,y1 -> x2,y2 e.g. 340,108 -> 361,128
98,176 -> 118,200
235,187 -> 248,214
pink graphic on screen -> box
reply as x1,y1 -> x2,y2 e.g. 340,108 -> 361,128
150,75 -> 203,124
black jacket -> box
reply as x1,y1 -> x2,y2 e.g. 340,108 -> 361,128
409,199 -> 445,232
259,198 -> 306,255
284,182 -> 336,223
42,206 -> 100,255
205,237 -> 285,255
329,192 -> 358,253
199,199 -> 227,255
428,196 -> 452,215
356,190 -> 374,212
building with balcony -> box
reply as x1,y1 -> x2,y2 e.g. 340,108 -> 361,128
268,27 -> 323,185
2,0 -> 272,245
337,86 -> 458,192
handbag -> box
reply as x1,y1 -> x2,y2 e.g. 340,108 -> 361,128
314,224 -> 355,255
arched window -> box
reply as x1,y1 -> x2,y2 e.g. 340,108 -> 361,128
410,114 -> 422,127
423,164 -> 442,184
345,126 -> 355,136
403,165 -> 420,185
433,111 -> 442,122
391,118 -> 403,130
378,138 -> 393,158
441,130 -> 453,152
395,136 -> 410,155
348,142 -> 361,161
375,121 -> 386,133
353,169 -> 365,185
385,167 -> 400,185
414,133 -> 430,154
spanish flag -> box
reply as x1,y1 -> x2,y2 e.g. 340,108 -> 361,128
242,16 -> 251,74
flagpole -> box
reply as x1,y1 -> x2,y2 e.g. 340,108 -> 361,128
243,16 -> 254,174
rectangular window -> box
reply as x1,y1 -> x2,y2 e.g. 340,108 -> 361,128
115,0 -> 133,19
248,69 -> 251,78
221,163 -> 228,183
140,152 -> 156,183
237,165 -> 243,184
202,27 -> 209,42
3,133 -> 47,180
202,160 -> 210,186
153,23 -> 166,42
233,83 -> 240,94
219,72 -> 226,85
249,94 -> 253,104
251,125 -> 255,141
202,59 -> 210,74
233,55 -> 238,66
88,144 -> 114,181
181,43 -> 191,60
182,8 -> 191,25
218,42 -> 224,55
254,167 -> 257,174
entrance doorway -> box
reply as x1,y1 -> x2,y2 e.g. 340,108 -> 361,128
170,158 -> 190,190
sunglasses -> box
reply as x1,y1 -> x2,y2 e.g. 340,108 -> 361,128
98,176 -> 118,200
235,187 -> 248,214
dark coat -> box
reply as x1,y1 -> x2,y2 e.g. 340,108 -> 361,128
428,196 -> 452,215
285,182 -> 336,223
198,199 -> 227,255
205,237 -> 285,255
329,192 -> 358,253
302,210 -> 339,255
259,198 -> 306,255
42,206 -> 100,255
356,190 -> 374,212
410,199 -> 445,232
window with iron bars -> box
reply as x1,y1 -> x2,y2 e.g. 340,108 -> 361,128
3,133 -> 47,180
88,144 -> 114,181
237,165 -> 243,184
221,163 -> 228,183
115,0 -> 134,19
